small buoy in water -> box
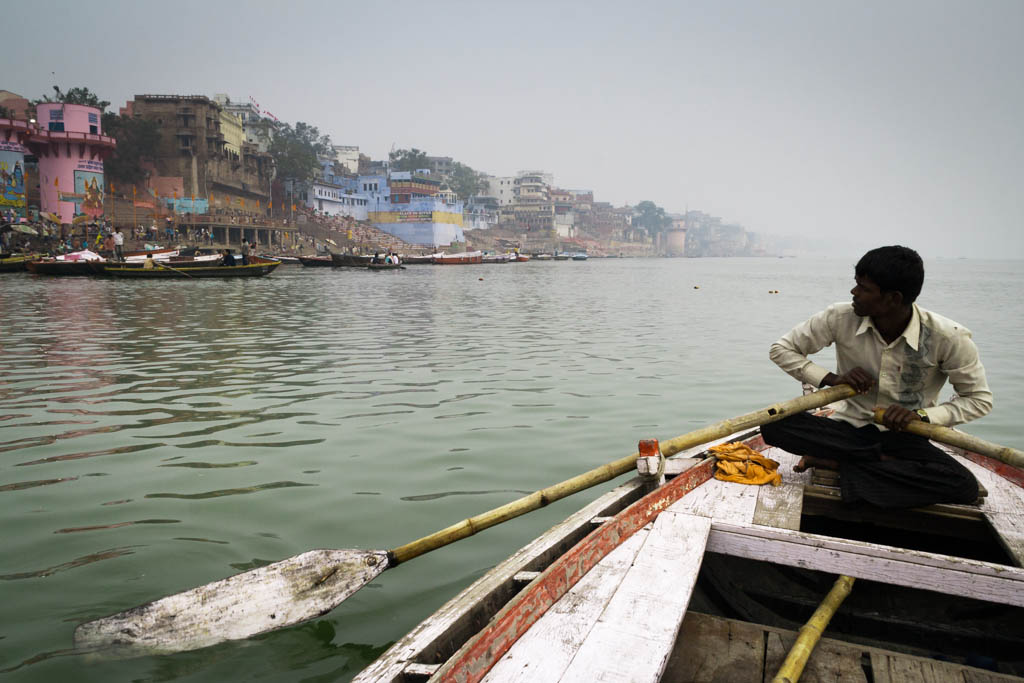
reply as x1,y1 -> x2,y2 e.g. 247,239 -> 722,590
479,277 -> 484,281
694,285 -> 700,289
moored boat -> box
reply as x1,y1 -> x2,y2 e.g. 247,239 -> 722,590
330,252 -> 373,267
533,253 -> 553,261
434,251 -> 483,265
481,253 -> 511,264
103,256 -> 280,278
0,253 -> 35,272
356,402 -> 1024,681
512,253 -> 530,262
27,250 -> 105,276
259,253 -> 300,264
401,253 -> 441,264
298,255 -> 334,267
553,252 -> 570,261
571,252 -> 589,261
123,247 -> 178,262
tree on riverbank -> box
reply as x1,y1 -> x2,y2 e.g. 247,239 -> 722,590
632,200 -> 672,238
389,148 -> 429,172
269,122 -> 332,182
447,162 -> 485,200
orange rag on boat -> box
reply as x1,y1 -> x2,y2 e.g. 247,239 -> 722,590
709,442 -> 782,487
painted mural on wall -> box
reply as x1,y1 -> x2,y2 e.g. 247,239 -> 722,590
58,170 -> 105,218
0,143 -> 27,217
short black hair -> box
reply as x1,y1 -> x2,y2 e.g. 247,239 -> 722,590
855,246 -> 924,304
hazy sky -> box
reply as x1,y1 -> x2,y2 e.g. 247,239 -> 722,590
7,0 -> 1022,258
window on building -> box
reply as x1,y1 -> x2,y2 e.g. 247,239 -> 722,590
48,122 -> 64,132
89,125 -> 97,134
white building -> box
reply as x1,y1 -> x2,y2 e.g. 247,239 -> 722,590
332,145 -> 360,174
302,179 -> 369,220
485,175 -> 516,206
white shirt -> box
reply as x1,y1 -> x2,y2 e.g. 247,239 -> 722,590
113,232 -> 124,246
769,302 -> 992,428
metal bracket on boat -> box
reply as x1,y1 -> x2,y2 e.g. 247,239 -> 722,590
637,439 -> 666,486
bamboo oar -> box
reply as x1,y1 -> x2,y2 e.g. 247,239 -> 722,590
74,385 -> 857,656
872,408 -> 1024,469
772,575 -> 856,683
155,260 -> 193,278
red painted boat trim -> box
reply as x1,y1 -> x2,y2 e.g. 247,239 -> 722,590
434,456 -> 717,682
958,450 -> 1024,489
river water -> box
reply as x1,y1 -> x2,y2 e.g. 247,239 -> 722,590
1,257 -> 1020,681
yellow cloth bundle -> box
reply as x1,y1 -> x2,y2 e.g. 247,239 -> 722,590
710,442 -> 782,487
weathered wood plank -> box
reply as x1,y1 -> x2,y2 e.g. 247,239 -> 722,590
429,459 -> 716,683
661,611 -> 766,683
986,512 -> 1024,568
666,476 -> 761,524
352,477 -> 650,683
753,481 -> 804,531
707,522 -> 1024,607
958,454 -> 1024,514
556,513 -> 712,682
480,529 -> 651,683
870,651 -> 967,683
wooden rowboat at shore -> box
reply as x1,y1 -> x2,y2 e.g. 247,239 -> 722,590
103,257 -> 280,278
356,422 -> 1024,682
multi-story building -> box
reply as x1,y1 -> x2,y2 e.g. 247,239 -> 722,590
425,155 -> 453,178
365,171 -> 465,247
125,94 -> 274,209
484,175 -> 516,207
220,109 -> 245,158
513,170 -> 555,234
30,103 -> 117,223
213,94 -> 274,153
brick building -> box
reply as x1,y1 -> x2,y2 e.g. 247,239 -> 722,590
122,94 -> 274,210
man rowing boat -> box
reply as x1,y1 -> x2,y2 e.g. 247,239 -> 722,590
762,246 -> 991,508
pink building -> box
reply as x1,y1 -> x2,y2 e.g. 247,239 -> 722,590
28,103 -> 116,223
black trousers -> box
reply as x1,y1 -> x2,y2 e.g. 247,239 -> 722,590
761,412 -> 978,509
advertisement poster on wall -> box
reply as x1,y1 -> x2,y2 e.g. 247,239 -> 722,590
0,144 -> 27,217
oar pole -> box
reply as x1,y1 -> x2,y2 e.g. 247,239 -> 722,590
389,384 -> 857,564
157,260 -> 193,278
872,409 -> 1024,469
772,575 -> 856,683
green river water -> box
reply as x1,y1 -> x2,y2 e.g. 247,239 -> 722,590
1,257 -> 1020,681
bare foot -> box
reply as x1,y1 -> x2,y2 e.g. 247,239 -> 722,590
793,456 -> 840,473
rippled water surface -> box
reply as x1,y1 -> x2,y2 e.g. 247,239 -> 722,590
1,257 -> 1021,680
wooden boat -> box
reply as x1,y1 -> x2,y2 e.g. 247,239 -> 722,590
259,253 -> 301,264
533,253 -> 553,261
165,253 -> 224,267
356,420 -> 1024,681
0,253 -> 34,272
299,255 -> 334,267
27,251 -> 106,276
553,252 -> 570,261
367,262 -> 406,271
512,253 -> 530,262
123,248 -> 178,261
330,252 -> 373,267
572,252 -> 589,261
401,253 -> 441,264
481,253 -> 511,264
434,251 -> 483,265
103,256 -> 280,278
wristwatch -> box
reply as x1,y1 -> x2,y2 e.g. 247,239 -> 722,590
915,409 -> 930,423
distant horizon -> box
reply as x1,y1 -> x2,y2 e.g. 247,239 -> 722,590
5,0 -> 1022,259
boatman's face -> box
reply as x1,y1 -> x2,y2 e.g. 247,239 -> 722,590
851,275 -> 897,318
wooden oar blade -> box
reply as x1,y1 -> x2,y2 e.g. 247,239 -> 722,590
74,548 -> 389,655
